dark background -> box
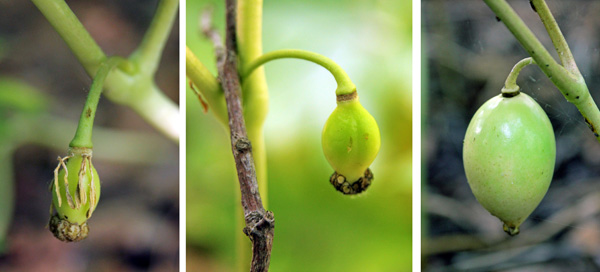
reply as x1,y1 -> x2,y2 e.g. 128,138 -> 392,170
0,1 -> 179,271
424,0 -> 600,271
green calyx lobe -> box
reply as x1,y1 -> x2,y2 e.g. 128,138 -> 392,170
463,92 -> 555,235
322,95 -> 380,194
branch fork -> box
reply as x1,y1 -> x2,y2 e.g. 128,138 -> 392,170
484,0 -> 600,143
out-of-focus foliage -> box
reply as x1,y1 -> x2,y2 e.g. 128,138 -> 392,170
0,79 -> 48,251
424,0 -> 600,271
0,78 -> 49,114
187,0 -> 412,271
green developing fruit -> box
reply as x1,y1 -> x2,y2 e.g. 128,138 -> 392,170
463,92 -> 555,235
322,97 -> 380,194
50,153 -> 101,242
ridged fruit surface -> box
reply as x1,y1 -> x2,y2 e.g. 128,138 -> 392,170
52,156 -> 101,224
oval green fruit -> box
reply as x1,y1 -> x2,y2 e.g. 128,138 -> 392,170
50,155 -> 101,242
322,98 -> 380,194
463,92 -> 555,235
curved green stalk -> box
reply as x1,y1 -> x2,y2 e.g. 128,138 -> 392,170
243,49 -> 357,96
70,57 -> 124,148
502,57 -> 536,95
29,0 -> 104,74
484,0 -> 600,142
30,0 -> 179,142
483,0 -> 574,91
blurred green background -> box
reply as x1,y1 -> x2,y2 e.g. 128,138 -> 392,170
187,0 -> 412,271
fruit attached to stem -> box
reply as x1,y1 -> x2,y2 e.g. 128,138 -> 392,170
463,92 -> 555,235
322,94 -> 380,194
49,148 -> 101,242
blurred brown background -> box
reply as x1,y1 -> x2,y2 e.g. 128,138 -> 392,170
0,1 -> 179,271
424,0 -> 600,271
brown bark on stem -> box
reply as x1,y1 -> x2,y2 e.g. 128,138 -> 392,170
201,1 -> 274,271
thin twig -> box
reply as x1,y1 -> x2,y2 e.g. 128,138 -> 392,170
203,1 -> 274,271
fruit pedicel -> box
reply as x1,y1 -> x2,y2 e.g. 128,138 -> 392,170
48,57 -> 123,242
463,58 -> 556,235
243,49 -> 381,195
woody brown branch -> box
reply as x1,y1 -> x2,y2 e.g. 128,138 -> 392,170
201,1 -> 274,271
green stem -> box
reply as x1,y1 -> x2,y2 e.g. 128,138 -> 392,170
69,57 -> 124,148
131,0 -> 179,76
484,0 -> 600,142
186,47 -> 228,125
502,57 -> 536,95
236,1 -> 269,271
243,49 -> 357,96
30,0 -> 179,142
236,0 -> 269,196
237,0 -> 269,130
483,0 -> 572,90
248,127 -> 267,204
530,0 -> 579,74
30,0 -> 104,74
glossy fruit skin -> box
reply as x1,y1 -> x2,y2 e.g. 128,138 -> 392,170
52,155 -> 101,225
322,99 -> 380,185
463,93 -> 555,235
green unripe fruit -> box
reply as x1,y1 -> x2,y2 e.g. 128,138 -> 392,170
322,97 -> 380,194
50,153 -> 101,242
463,92 -> 555,235
52,156 -> 101,223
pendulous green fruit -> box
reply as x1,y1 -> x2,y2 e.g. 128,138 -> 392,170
50,152 -> 101,242
463,92 -> 555,235
322,96 -> 380,194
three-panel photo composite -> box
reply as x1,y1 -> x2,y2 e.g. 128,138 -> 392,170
2,0 -> 600,271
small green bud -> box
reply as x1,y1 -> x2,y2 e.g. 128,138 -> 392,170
322,95 -> 380,194
49,148 -> 101,242
463,92 -> 555,235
